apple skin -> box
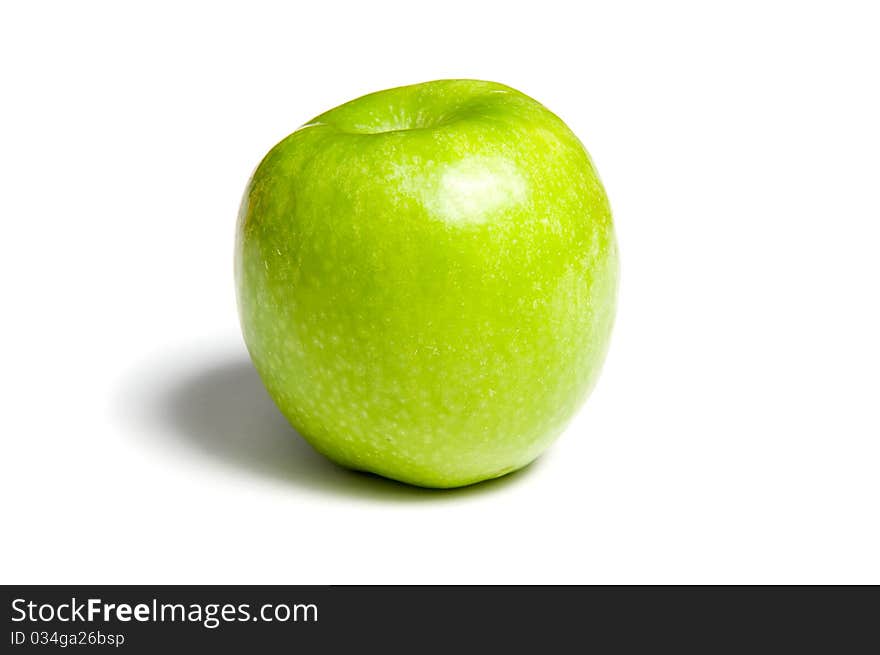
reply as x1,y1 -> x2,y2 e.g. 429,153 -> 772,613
235,80 -> 618,488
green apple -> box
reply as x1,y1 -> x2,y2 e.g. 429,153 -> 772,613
235,79 -> 618,488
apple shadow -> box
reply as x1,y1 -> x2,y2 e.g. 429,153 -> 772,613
125,349 -> 539,501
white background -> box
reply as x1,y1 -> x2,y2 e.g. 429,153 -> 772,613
2,1 -> 878,584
